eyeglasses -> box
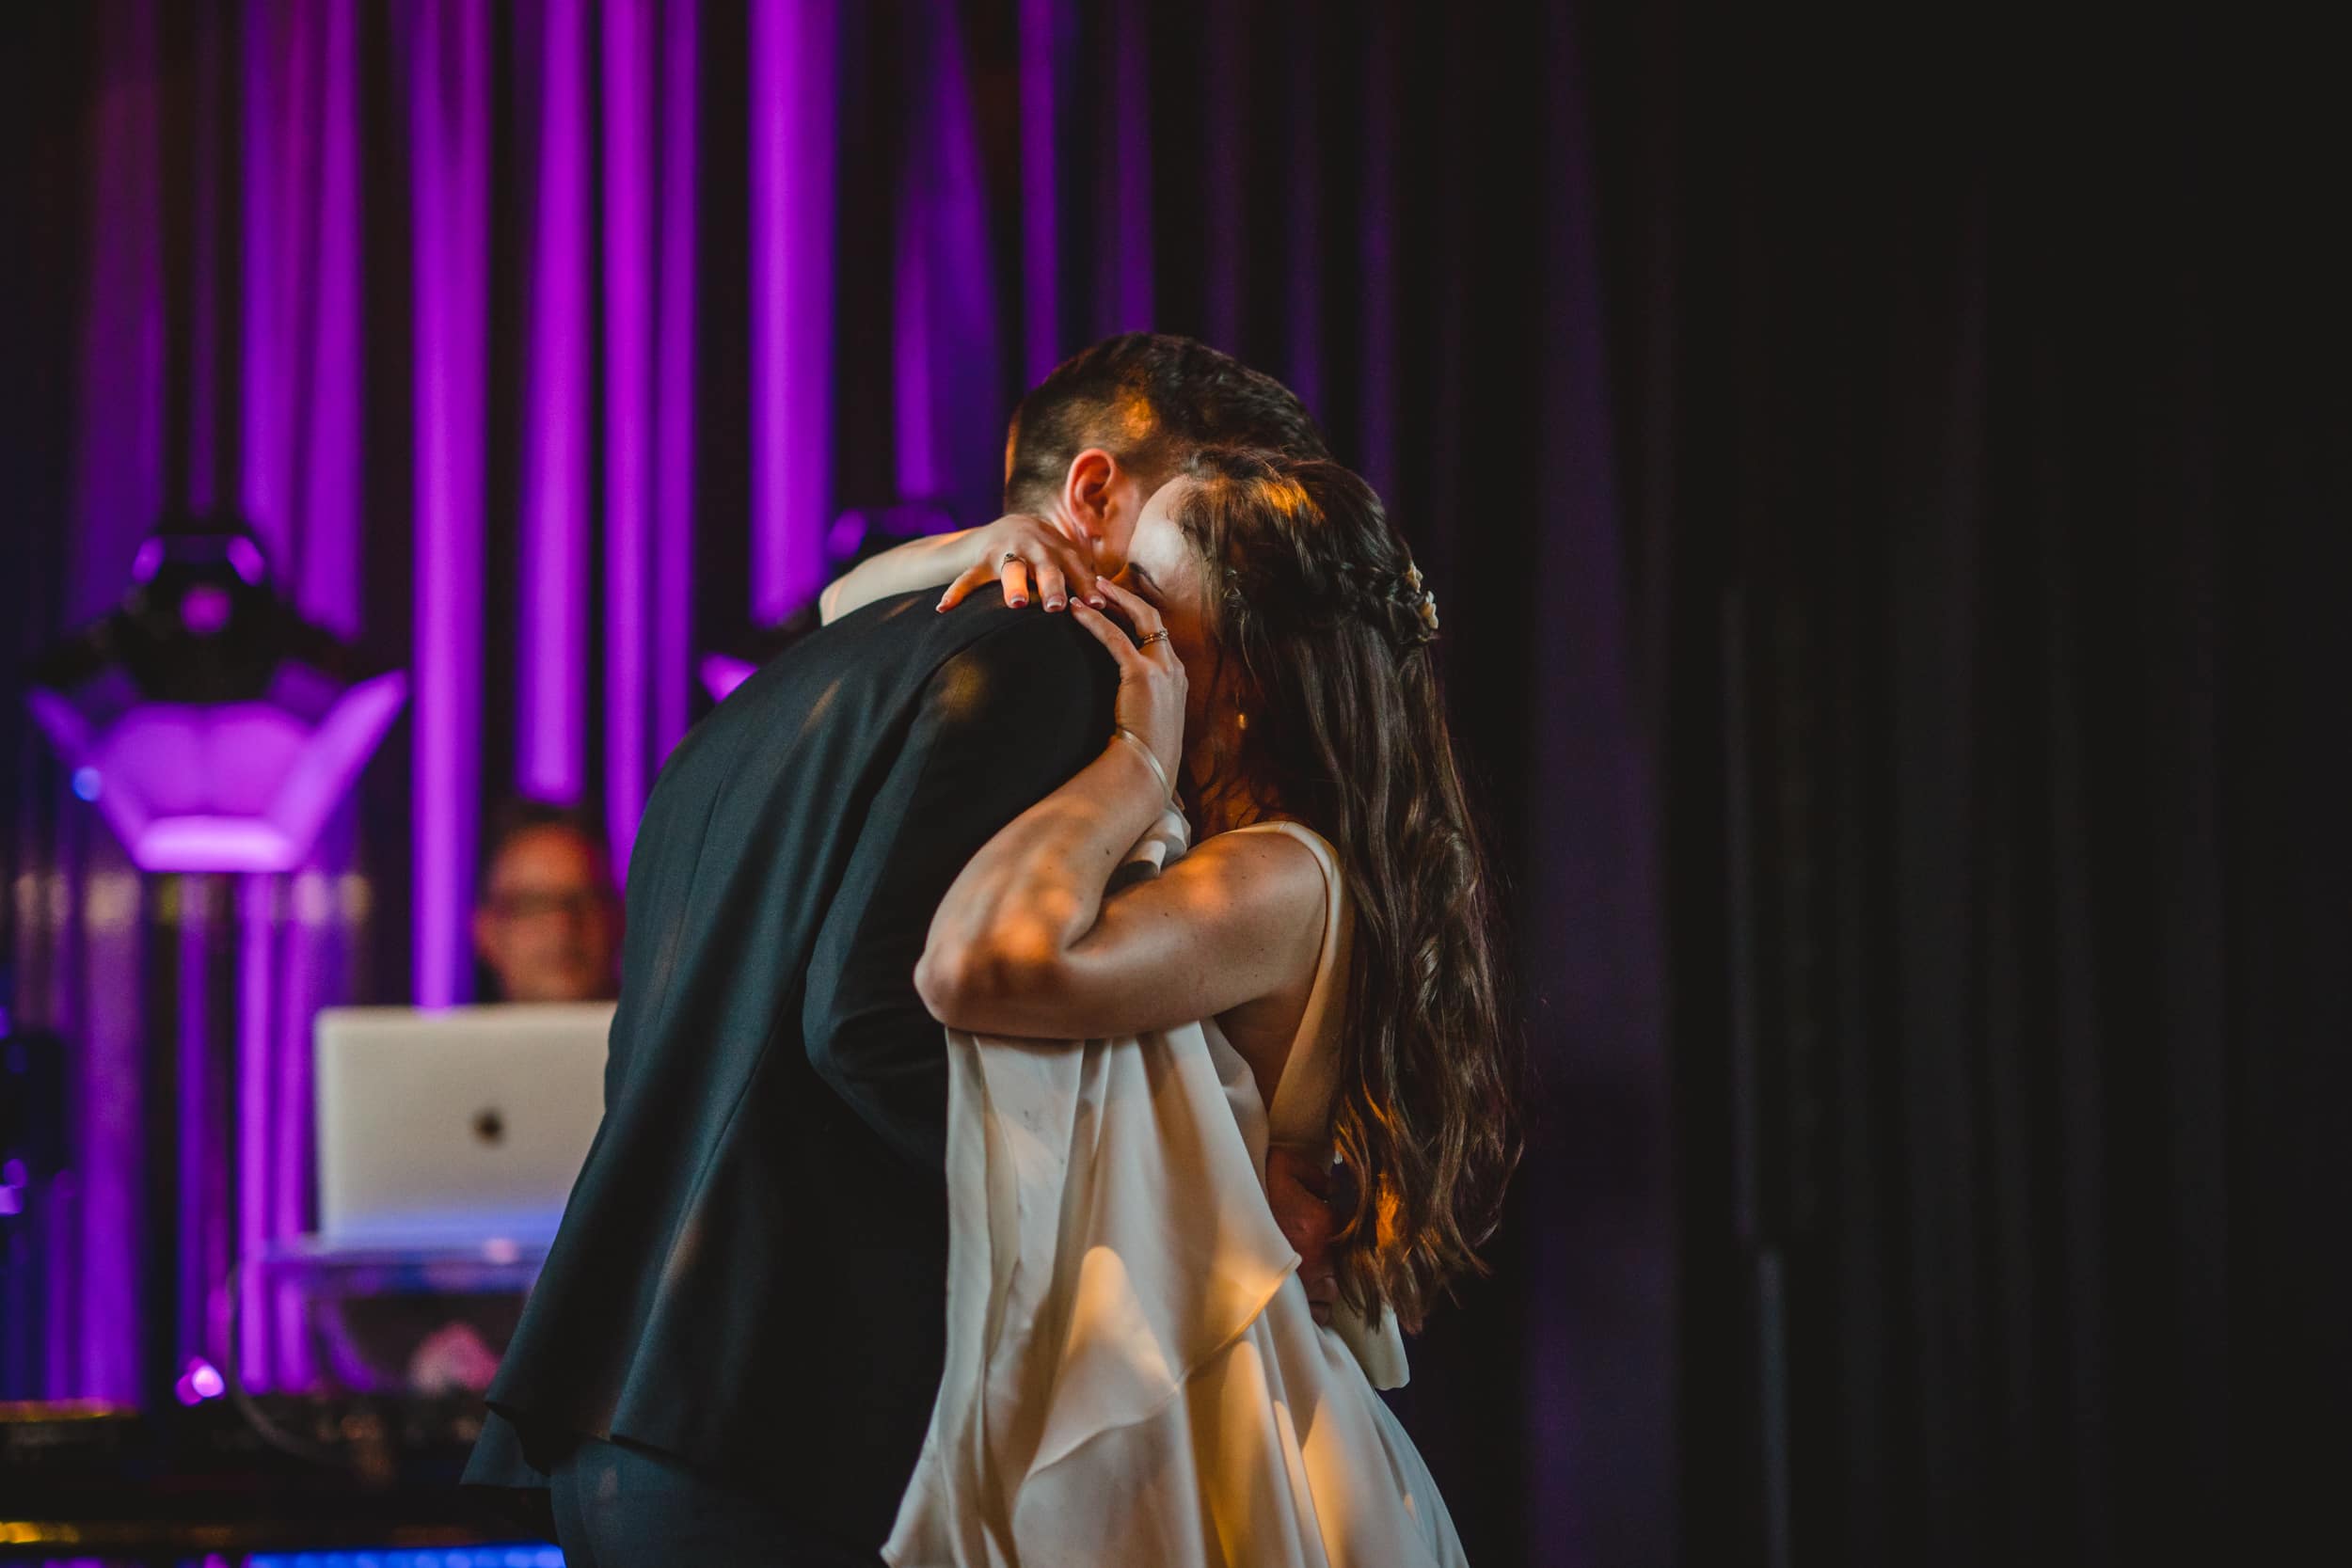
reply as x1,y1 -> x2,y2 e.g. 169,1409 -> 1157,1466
483,889 -> 609,922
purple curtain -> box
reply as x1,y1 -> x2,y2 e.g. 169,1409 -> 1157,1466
44,0 -> 167,1405
889,0 -> 1002,505
13,3 -> 1663,1559
15,0 -> 374,1397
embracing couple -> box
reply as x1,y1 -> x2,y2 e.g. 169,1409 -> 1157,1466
463,335 -> 1523,1566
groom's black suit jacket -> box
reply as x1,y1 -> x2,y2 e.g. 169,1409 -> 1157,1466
463,590 -> 1116,1548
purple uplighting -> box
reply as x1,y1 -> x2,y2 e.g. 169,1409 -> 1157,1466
749,0 -> 837,625
654,0 -> 700,766
1098,0 -> 1154,337
699,653 -> 756,705
892,0 -> 1003,502
1018,0 -> 1065,380
173,1356 -> 226,1405
235,873 -> 278,1385
180,584 -> 233,635
603,0 -> 655,875
185,1 -> 224,517
70,0 -> 165,638
518,0 -> 591,806
227,536 -> 266,586
56,0 -> 160,1402
518,0 -> 699,859
405,0 -> 490,1006
177,888 -> 222,1392
240,0 -> 365,637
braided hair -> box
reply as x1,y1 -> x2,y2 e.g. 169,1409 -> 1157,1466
1324,559 -> 1442,648
1170,448 -> 1521,1332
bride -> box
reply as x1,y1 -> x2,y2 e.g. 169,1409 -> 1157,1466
828,448 -> 1521,1566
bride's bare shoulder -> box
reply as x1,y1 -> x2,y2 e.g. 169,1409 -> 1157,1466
1182,820 -> 1327,893
1144,821 -> 1328,941
1104,820 -> 1327,942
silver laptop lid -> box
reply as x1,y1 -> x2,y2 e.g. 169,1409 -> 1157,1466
312,1003 -> 612,1245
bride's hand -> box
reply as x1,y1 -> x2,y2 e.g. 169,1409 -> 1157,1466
1266,1146 -> 1341,1328
1068,579 -> 1185,784
934,514 -> 1106,614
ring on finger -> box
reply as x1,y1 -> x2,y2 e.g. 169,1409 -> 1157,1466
1137,629 -> 1171,648
1001,552 -> 1022,566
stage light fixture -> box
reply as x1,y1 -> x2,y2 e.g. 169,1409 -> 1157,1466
27,515 -> 407,873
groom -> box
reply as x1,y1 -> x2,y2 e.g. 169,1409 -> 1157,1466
464,335 -> 1332,1564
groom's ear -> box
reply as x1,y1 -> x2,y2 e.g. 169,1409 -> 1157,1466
1061,448 -> 1121,545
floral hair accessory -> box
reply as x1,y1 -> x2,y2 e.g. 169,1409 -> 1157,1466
1404,563 -> 1439,635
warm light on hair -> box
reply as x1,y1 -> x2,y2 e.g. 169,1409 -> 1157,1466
1002,333 -> 1328,511
1173,448 -> 1525,1331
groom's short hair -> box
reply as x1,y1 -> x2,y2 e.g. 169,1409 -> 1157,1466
1004,334 -> 1328,509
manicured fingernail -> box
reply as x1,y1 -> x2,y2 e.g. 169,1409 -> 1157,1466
1089,595 -> 1107,609
1009,596 -> 1026,608
1046,597 -> 1064,610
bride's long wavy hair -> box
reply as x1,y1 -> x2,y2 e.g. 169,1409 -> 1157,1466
1173,448 -> 1524,1331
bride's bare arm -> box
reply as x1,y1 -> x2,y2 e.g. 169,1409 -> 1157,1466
918,809 -> 1326,1041
923,576 -> 1343,1317
926,745 -> 1338,1317
917,583 -> 1325,1040
817,528 -> 981,624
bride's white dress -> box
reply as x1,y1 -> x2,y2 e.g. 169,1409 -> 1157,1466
886,816 -> 1469,1567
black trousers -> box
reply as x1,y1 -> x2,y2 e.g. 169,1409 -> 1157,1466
548,1435 -> 886,1568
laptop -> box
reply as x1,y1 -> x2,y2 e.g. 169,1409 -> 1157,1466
311,1003 -> 613,1248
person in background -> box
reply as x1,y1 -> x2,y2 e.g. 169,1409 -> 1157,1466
352,802 -> 624,1396
472,800 -> 622,1004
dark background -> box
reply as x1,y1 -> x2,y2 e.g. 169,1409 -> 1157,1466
6,3 -> 2344,1564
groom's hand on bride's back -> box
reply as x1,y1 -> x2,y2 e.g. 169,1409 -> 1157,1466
1266,1145 -> 1342,1328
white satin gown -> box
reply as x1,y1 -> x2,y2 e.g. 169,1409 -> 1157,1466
885,815 -> 1469,1568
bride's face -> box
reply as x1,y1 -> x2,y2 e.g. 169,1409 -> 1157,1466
1119,477 -> 1225,753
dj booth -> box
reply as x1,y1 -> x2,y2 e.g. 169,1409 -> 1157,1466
275,1002 -> 609,1396
310,1004 -> 610,1254
0,1004 -> 611,1560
